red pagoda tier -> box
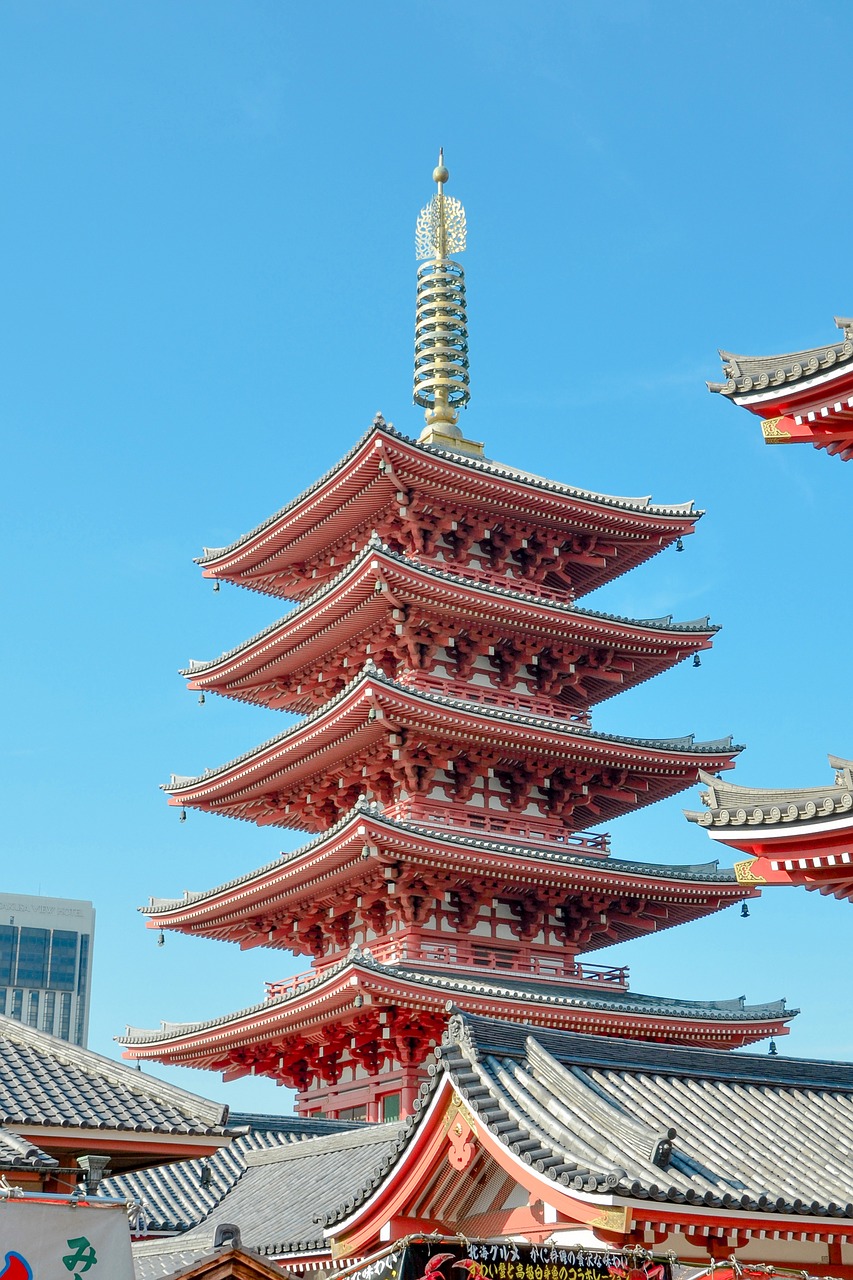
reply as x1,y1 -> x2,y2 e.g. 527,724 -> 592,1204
194,418 -> 702,601
183,537 -> 717,715
686,756 -> 853,903
121,160 -> 792,1121
708,315 -> 853,461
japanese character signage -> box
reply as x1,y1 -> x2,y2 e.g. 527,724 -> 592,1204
0,1201 -> 133,1279
343,1242 -> 671,1280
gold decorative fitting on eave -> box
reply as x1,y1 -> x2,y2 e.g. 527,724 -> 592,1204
761,417 -> 791,443
734,858 -> 766,886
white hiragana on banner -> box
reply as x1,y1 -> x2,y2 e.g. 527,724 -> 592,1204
0,1200 -> 134,1279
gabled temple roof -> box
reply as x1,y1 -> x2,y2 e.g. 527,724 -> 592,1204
130,1122 -> 403,1277
708,319 -> 853,400
0,1014 -> 230,1141
102,1113 -> 362,1233
686,757 -> 853,831
324,1012 -> 853,1233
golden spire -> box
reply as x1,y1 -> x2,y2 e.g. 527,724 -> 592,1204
414,151 -> 481,455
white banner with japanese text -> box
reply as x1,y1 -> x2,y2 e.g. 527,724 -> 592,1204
0,1199 -> 133,1279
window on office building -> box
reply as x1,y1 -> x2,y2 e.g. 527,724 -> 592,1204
0,927 -> 18,987
42,990 -> 56,1034
59,991 -> 72,1041
27,991 -> 39,1027
16,929 -> 49,988
49,931 -> 78,990
10,990 -> 23,1021
77,934 -> 90,995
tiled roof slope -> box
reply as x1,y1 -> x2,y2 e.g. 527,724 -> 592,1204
327,1012 -> 853,1225
0,1014 -> 229,1135
131,1123 -> 403,1278
686,757 -> 853,830
197,419 -> 697,567
102,1114 -> 363,1232
121,945 -> 793,1048
0,1123 -> 56,1169
708,318 -> 853,397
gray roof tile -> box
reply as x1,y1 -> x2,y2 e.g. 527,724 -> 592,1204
686,758 -> 853,831
0,1015 -> 229,1136
131,1122 -> 402,1273
0,1122 -> 56,1169
325,1013 -> 853,1226
102,1114 -> 363,1232
708,320 -> 853,398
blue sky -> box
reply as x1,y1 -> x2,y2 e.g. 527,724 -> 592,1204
1,1 -> 851,1111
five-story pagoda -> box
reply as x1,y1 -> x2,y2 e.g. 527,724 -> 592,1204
121,157 -> 793,1121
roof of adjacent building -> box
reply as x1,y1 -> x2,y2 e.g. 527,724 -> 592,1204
0,1122 -> 57,1170
708,318 -> 853,399
324,1012 -> 853,1228
102,1114 -> 363,1233
0,1014 -> 230,1137
686,756 -> 853,830
134,1245 -> 292,1280
131,1122 -> 403,1277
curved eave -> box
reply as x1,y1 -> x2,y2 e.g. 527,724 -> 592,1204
197,423 -> 701,594
164,671 -> 741,814
709,327 -> 853,406
143,807 -> 746,947
119,958 -> 793,1065
183,544 -> 716,708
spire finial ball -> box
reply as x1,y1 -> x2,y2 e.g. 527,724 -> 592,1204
433,163 -> 449,185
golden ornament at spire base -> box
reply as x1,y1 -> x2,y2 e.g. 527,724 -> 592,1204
413,151 -> 483,457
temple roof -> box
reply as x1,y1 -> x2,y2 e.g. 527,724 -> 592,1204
145,800 -> 738,919
102,1113 -> 362,1234
324,1011 -> 853,1232
166,667 -> 739,828
130,1122 -> 403,1276
0,1123 -> 56,1170
0,1013 -> 231,1141
686,756 -> 853,832
198,420 -> 698,567
184,539 -> 716,711
195,421 -> 701,600
708,319 -> 853,400
120,946 -> 792,1051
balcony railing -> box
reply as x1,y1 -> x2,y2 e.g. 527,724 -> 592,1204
398,669 -> 591,727
415,556 -> 573,606
386,798 -> 611,856
265,939 -> 628,1000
